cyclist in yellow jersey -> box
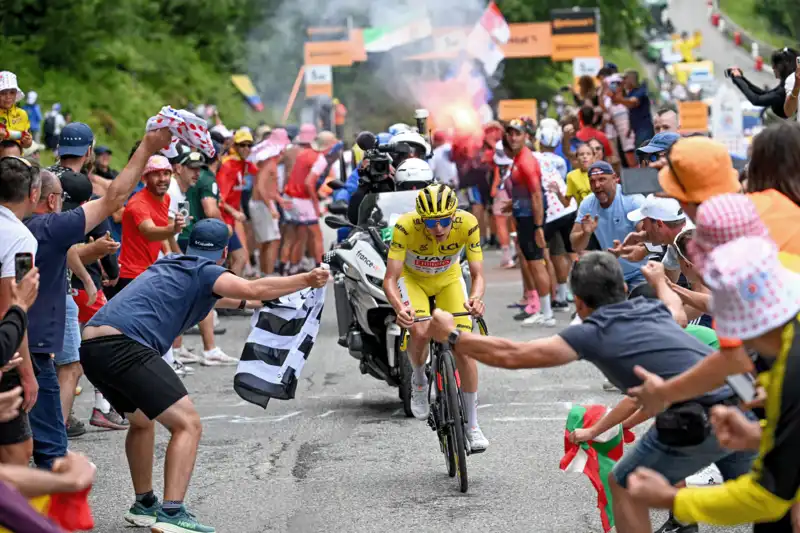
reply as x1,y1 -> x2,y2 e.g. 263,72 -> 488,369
383,184 -> 489,451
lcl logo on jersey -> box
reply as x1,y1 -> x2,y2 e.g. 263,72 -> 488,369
440,242 -> 460,252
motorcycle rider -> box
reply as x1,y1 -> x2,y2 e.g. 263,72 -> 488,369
383,184 -> 489,451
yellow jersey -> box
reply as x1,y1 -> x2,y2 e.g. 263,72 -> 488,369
388,209 -> 483,280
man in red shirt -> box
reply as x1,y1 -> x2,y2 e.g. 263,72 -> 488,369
107,155 -> 185,299
216,129 -> 256,275
575,106 -> 614,161
282,124 -> 323,274
506,119 -> 554,327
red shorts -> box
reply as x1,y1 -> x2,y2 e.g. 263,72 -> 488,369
73,289 -> 107,324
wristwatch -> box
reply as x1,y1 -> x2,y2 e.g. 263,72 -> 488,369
447,329 -> 461,348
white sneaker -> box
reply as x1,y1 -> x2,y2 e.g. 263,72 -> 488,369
174,346 -> 202,365
410,378 -> 430,420
522,313 -> 557,327
172,360 -> 194,377
466,426 -> 489,452
201,347 -> 239,366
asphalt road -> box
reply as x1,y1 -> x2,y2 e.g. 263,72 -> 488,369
68,250 -> 750,533
668,0 -> 777,87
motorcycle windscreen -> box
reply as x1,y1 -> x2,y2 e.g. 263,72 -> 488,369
357,190 -> 419,228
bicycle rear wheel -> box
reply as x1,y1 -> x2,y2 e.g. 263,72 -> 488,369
442,349 -> 468,493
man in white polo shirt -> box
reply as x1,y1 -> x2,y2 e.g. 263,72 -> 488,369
613,195 -> 694,282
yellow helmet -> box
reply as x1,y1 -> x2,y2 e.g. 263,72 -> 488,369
416,184 -> 458,219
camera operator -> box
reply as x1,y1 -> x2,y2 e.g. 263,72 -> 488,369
728,47 -> 799,122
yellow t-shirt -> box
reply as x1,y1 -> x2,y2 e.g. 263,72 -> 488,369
0,105 -> 30,144
565,169 -> 591,206
388,209 -> 482,281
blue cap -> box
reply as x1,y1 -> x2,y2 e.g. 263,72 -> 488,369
94,145 -> 112,156
186,219 -> 229,261
588,161 -> 615,177
377,132 -> 392,145
637,132 -> 680,154
58,122 -> 94,157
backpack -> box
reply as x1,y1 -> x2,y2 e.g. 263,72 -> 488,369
43,115 -> 57,137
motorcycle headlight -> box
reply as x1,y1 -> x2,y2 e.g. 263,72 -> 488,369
366,274 -> 385,289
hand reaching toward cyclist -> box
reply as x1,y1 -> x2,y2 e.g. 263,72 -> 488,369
429,309 -> 456,343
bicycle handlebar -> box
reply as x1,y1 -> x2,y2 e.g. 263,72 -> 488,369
412,312 -> 475,323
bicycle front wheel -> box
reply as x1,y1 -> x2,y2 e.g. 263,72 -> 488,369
442,349 -> 468,493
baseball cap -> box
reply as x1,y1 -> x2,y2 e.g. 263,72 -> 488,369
210,124 -> 233,139
505,118 -> 527,133
658,137 -> 740,203
177,150 -> 205,169
704,236 -> 800,341
94,145 -> 112,156
57,123 -> 94,158
233,129 -> 254,145
60,171 -> 93,211
637,132 -> 680,154
186,219 -> 229,261
627,194 -> 686,223
142,155 -> 172,177
588,161 -> 615,177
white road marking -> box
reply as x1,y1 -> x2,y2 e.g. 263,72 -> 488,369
352,392 -> 364,400
317,410 -> 336,418
273,411 -> 303,422
477,404 -> 493,410
492,416 -> 565,422
200,411 -> 303,424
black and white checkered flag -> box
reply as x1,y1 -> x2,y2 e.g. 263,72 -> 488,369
233,286 -> 326,408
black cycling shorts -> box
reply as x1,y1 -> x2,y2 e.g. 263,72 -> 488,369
0,371 -> 31,445
545,213 -> 576,255
515,216 -> 544,261
80,335 -> 188,420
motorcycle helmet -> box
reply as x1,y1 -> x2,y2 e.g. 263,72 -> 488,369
388,123 -> 412,136
394,158 -> 434,191
536,118 -> 563,149
416,184 -> 458,219
390,130 -> 432,158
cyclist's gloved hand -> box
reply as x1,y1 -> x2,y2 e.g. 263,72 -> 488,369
464,297 -> 484,317
396,306 -> 415,328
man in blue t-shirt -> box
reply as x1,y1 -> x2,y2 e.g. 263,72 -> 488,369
23,124 -> 175,469
425,251 -> 755,533
614,70 -> 655,149
569,161 -> 648,289
80,218 -> 329,533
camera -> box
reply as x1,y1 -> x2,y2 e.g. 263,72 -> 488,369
355,131 -> 404,185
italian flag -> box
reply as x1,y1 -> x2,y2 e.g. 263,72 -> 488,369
560,405 -> 635,532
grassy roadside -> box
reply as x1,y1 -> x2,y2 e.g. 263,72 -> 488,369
719,0 -> 793,49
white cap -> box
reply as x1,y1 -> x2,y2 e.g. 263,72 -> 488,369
0,72 -> 24,103
210,124 -> 233,139
494,140 -> 512,166
627,194 -> 686,223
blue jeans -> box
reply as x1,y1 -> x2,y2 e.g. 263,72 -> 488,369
54,294 -> 80,366
612,410 -> 758,488
28,353 -> 67,469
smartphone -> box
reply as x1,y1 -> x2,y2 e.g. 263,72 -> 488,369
14,253 -> 33,283
177,201 -> 190,218
621,167 -> 663,196
726,373 -> 756,403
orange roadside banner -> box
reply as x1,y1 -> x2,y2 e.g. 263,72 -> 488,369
678,101 -> 709,133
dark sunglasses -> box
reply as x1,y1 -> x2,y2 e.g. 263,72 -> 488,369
641,151 -> 665,164
237,143 -> 253,148
423,217 -> 452,229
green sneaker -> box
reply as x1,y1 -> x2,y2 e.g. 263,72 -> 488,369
151,506 -> 215,533
124,499 -> 161,527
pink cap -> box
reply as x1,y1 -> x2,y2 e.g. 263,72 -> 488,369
691,193 -> 769,270
295,124 -> 317,145
704,236 -> 800,341
142,155 -> 172,177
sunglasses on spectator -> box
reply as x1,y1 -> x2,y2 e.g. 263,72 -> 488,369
423,217 -> 452,229
644,151 -> 666,163
237,142 -> 253,148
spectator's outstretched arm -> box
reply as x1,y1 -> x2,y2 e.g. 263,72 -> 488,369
212,268 -> 330,303
0,453 -> 95,499
81,128 -> 173,233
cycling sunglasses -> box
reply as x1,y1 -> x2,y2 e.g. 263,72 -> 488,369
642,151 -> 665,164
423,217 -> 452,229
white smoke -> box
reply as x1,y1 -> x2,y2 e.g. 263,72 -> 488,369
246,0 -> 490,130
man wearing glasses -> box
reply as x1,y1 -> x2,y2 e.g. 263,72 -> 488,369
383,184 -> 489,452
216,129 -> 255,276
23,126 -> 175,469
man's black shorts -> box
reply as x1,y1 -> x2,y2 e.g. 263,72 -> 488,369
80,335 -> 188,420
515,216 -> 544,261
0,371 -> 31,445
